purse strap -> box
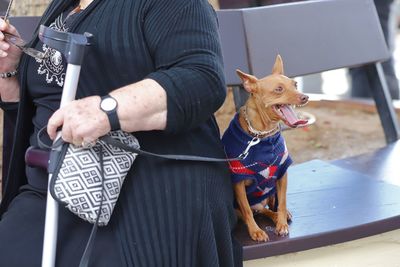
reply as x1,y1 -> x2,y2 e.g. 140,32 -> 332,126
79,145 -> 105,267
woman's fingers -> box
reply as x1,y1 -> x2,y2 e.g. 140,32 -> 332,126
47,96 -> 108,145
47,107 -> 84,146
0,18 -> 19,36
0,19 -> 7,33
0,40 -> 10,57
0,19 -> 22,65
0,41 -> 10,50
47,109 -> 65,141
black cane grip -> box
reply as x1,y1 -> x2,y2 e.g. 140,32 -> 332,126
38,25 -> 93,65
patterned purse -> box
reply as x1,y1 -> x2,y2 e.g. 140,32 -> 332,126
49,130 -> 140,226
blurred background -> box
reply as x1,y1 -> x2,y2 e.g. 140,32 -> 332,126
0,0 -> 50,16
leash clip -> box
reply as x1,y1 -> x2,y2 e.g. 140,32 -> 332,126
238,137 -> 260,160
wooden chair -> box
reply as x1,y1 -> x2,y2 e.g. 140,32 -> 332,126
216,0 -> 400,261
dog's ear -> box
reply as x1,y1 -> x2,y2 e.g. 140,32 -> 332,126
272,54 -> 284,75
236,69 -> 258,93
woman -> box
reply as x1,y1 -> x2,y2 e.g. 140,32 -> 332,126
0,0 -> 242,266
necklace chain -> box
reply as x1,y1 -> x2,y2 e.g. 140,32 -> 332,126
242,107 -> 280,137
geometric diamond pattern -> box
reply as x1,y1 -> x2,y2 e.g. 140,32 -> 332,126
50,130 -> 139,226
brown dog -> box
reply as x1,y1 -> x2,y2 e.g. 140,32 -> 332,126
221,55 -> 308,242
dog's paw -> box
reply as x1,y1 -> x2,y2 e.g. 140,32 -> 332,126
249,227 -> 269,242
275,221 -> 289,236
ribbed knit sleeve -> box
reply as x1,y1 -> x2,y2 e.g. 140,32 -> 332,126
145,0 -> 226,134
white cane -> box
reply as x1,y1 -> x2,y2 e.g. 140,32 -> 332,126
38,25 -> 92,267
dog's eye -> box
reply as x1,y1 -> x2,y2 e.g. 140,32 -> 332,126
294,81 -> 298,88
275,86 -> 284,93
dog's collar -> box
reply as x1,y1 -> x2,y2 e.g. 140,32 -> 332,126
242,107 -> 280,138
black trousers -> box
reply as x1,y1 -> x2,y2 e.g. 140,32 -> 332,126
0,185 -> 124,267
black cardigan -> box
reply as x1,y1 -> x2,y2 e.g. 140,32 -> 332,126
0,0 -> 227,214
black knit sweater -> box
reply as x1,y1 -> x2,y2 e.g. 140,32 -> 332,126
1,0 -> 227,211
0,0 -> 242,265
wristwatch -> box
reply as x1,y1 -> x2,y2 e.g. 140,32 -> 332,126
100,94 -> 120,131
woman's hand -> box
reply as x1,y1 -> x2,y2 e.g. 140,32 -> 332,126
0,18 -> 22,71
0,18 -> 23,102
47,79 -> 167,146
47,96 -> 110,147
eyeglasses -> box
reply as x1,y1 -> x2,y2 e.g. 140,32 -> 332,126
2,0 -> 49,60
3,32 -> 49,60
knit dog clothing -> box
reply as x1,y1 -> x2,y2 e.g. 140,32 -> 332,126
222,114 -> 293,206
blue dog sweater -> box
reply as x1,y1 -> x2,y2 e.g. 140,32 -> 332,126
221,114 -> 293,206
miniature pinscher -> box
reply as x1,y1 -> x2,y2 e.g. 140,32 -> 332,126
222,55 -> 309,242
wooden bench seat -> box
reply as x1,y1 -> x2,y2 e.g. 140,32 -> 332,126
235,144 -> 400,259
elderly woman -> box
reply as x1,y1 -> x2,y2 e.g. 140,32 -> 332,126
0,0 -> 242,266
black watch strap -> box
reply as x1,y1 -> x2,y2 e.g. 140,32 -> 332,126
107,108 -> 120,131
100,95 -> 120,131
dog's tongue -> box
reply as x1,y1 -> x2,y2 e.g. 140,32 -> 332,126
280,105 -> 308,127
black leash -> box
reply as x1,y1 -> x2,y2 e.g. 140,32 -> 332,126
99,134 -> 260,162
36,126 -> 261,163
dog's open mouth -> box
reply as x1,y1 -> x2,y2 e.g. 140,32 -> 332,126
273,104 -> 308,128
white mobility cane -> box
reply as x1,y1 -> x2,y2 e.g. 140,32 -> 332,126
38,25 -> 93,267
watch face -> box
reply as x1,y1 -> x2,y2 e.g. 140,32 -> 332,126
101,97 -> 117,111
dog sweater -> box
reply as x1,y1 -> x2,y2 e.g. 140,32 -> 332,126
221,113 -> 293,206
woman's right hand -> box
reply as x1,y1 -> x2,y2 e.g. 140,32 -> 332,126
0,18 -> 22,102
0,18 -> 23,71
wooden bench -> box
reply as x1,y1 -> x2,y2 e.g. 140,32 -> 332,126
216,0 -> 400,261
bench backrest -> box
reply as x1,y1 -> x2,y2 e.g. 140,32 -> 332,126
0,0 -> 8,15
217,0 -> 388,85
9,16 -> 41,41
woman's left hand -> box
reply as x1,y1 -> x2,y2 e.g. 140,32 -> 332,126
47,96 -> 110,146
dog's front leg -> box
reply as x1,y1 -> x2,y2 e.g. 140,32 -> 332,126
234,181 -> 269,242
275,172 -> 290,236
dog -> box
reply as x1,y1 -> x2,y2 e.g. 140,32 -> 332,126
221,55 -> 309,242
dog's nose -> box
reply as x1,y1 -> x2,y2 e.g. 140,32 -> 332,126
300,94 -> 309,104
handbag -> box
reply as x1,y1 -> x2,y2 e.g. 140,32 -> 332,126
49,130 -> 140,226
